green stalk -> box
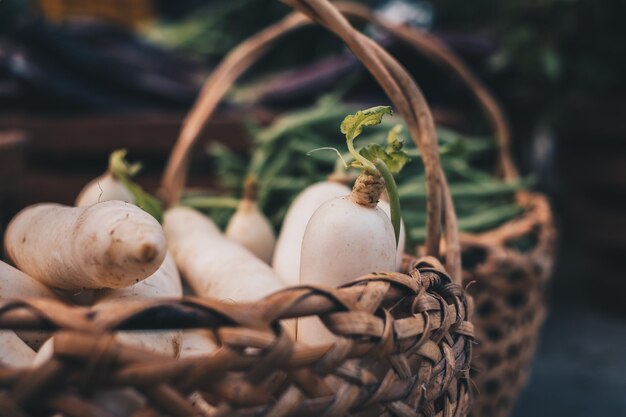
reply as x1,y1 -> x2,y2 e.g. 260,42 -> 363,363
374,160 -> 401,245
180,196 -> 240,209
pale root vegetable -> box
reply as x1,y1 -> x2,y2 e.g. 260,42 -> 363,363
272,181 -> 350,286
225,177 -> 275,264
0,331 -> 36,367
92,253 -> 183,356
75,149 -> 138,207
0,260 -> 61,349
378,200 -> 406,271
32,337 -> 53,367
180,330 -> 218,358
75,173 -> 135,207
164,206 -> 285,302
298,172 -> 396,345
5,200 -> 167,290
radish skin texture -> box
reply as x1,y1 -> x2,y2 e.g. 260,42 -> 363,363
0,331 -> 36,367
180,330 -> 218,358
93,253 -> 183,356
32,337 -> 53,367
5,201 -> 167,290
272,181 -> 350,286
378,200 -> 406,271
0,260 -> 60,349
226,199 -> 276,264
75,172 -> 135,207
298,174 -> 396,345
164,206 -> 286,302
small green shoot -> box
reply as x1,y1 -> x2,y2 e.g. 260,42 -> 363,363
109,149 -> 163,223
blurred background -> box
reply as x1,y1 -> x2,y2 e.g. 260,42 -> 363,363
1,1 -> 625,416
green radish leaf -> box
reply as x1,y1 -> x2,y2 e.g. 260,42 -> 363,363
340,105 -> 393,141
359,144 -> 410,174
386,124 -> 404,150
109,149 -> 142,179
341,106 -> 393,172
108,149 -> 163,223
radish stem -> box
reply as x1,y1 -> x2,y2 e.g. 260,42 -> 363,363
181,196 -> 240,210
375,159 -> 401,244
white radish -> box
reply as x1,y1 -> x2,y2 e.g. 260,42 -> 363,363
180,330 -> 218,358
272,181 -> 350,286
378,200 -> 406,271
298,172 -> 396,345
75,149 -> 138,207
164,206 -> 285,302
92,253 -> 183,356
75,173 -> 135,207
0,331 -> 36,367
32,337 -> 53,367
225,177 -> 275,263
0,260 -> 61,349
4,200 -> 167,290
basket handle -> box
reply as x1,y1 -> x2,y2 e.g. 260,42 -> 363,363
331,2 -> 518,182
161,0 -> 462,281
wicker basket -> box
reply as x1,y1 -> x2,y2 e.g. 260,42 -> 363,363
333,5 -> 556,416
0,1 -> 474,416
160,3 -> 556,416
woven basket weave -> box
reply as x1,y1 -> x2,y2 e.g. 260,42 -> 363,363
0,1 -> 474,416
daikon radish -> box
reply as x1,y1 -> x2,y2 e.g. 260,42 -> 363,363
298,107 -> 408,345
92,253 -> 183,356
75,149 -> 163,223
378,200 -> 406,271
76,149 -> 138,207
0,260 -> 61,349
272,181 -> 350,286
0,331 -> 36,367
32,337 -> 53,367
5,200 -> 167,290
300,172 -> 396,287
225,177 -> 276,263
180,330 -> 218,358
164,206 -> 285,302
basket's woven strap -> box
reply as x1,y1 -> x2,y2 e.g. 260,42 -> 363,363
0,266 -> 453,334
332,2 -> 517,182
161,0 -> 462,279
0,259 -> 474,416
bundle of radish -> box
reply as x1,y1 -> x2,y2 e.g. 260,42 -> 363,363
225,176 -> 276,263
75,149 -> 163,222
298,106 -> 409,344
4,200 -> 167,290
